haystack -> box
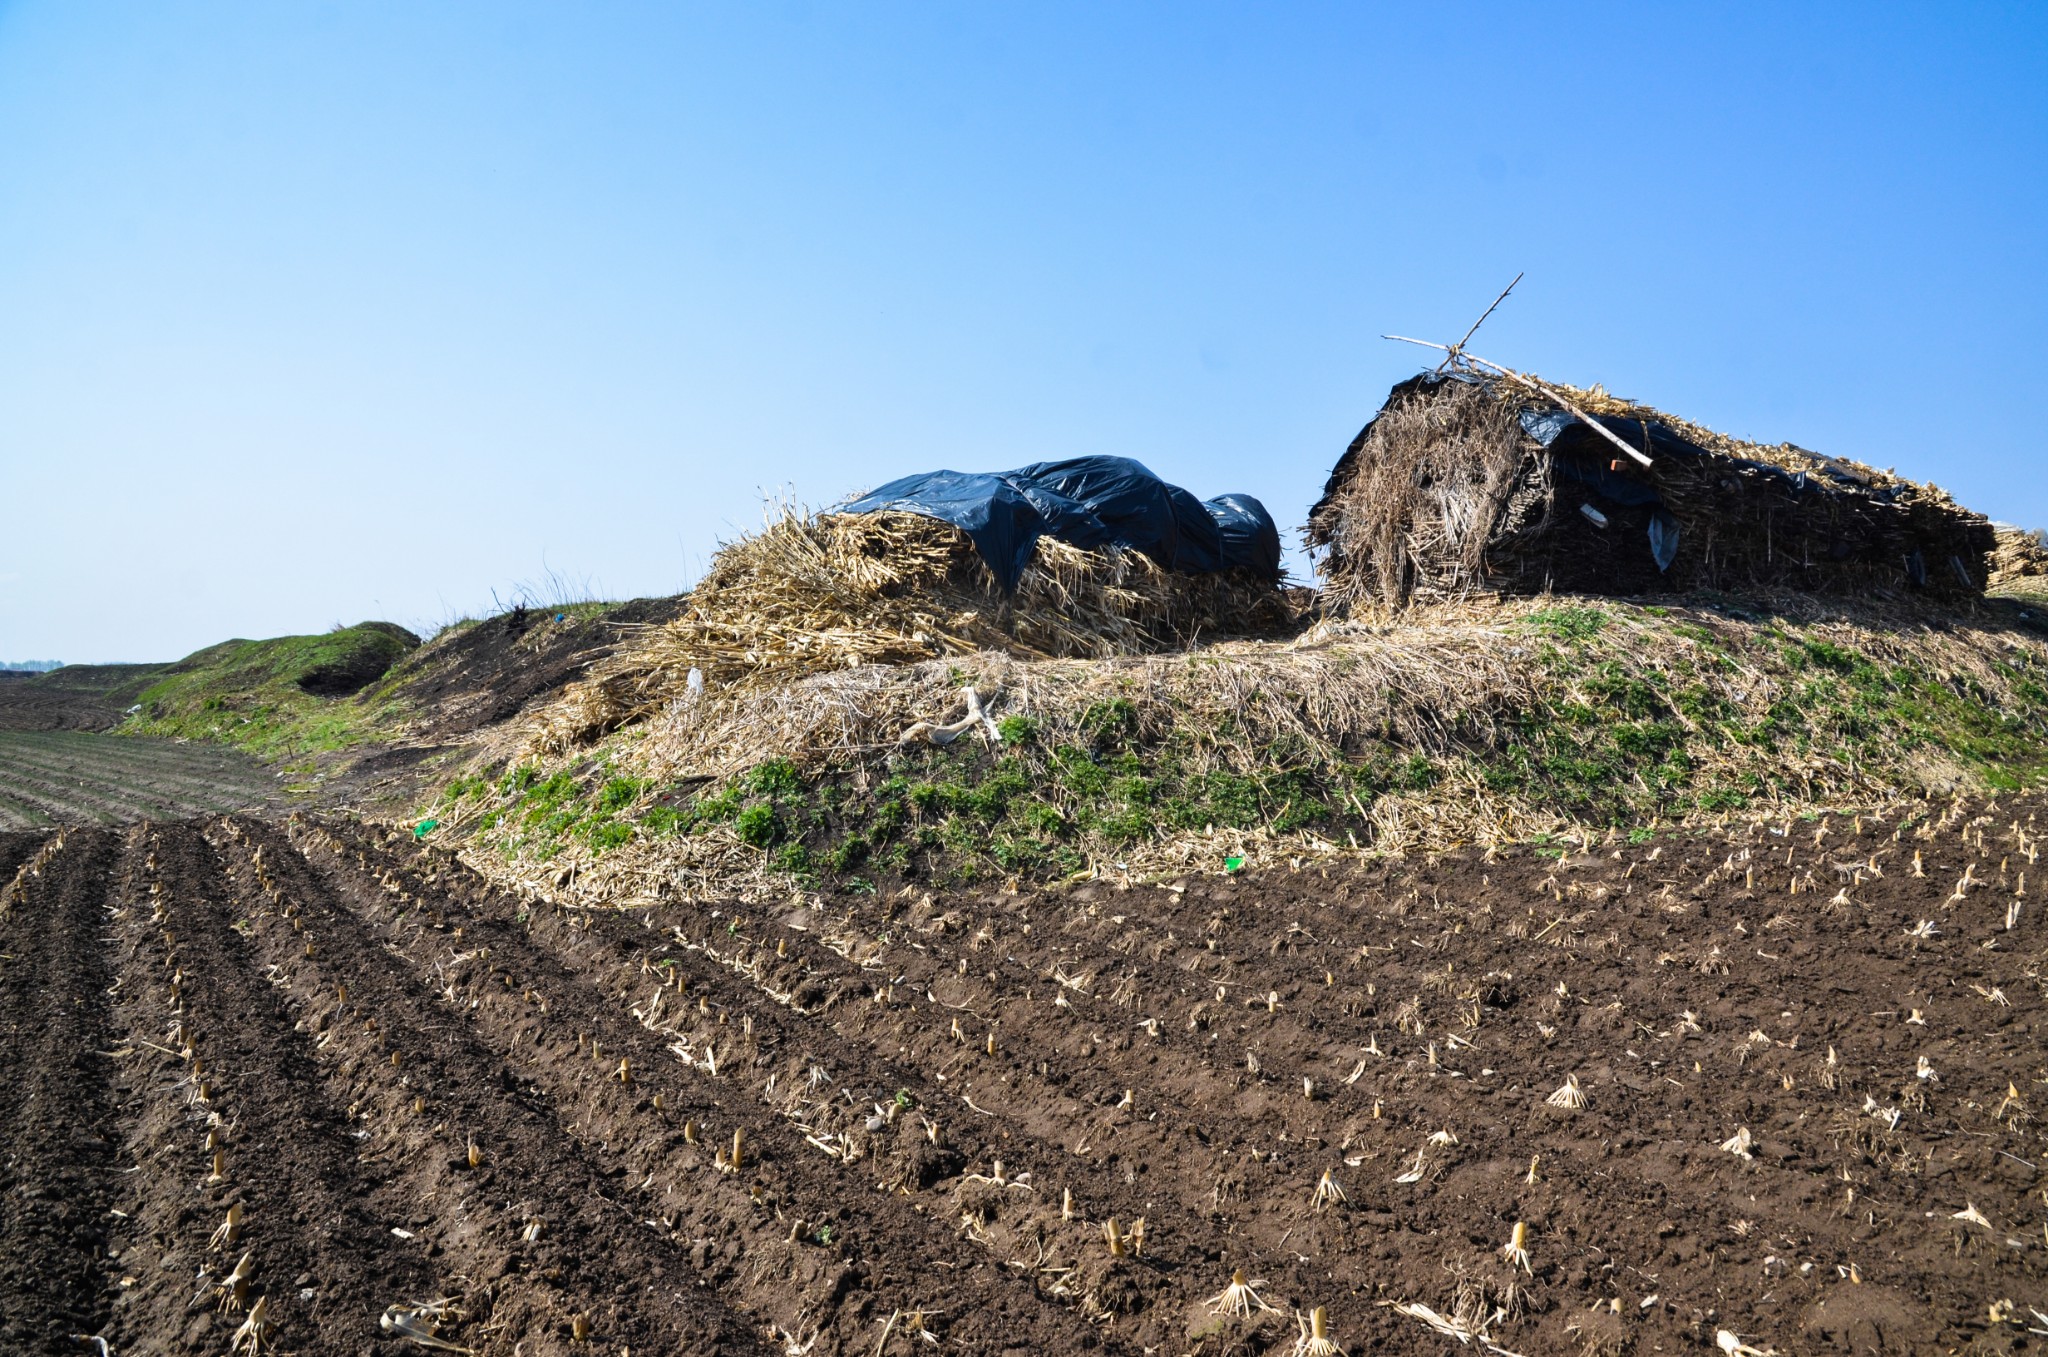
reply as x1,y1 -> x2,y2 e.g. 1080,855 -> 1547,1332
1991,524 -> 2048,586
537,507 -> 1291,748
1307,372 -> 1996,611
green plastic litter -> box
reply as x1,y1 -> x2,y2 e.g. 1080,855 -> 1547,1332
414,818 -> 439,840
1223,855 -> 1245,873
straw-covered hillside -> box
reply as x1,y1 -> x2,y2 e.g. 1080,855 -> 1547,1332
422,575 -> 2048,909
1307,372 -> 1997,611
383,394 -> 2048,911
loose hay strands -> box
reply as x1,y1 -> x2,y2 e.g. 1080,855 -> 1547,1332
536,506 -> 1291,749
1308,372 -> 1997,611
1308,378 -> 1539,613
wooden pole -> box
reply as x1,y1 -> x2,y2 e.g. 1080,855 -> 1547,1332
1435,272 -> 1524,374
1383,335 -> 1654,468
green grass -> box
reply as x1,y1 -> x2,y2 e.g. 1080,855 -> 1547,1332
121,623 -> 418,763
111,596 -> 678,776
440,596 -> 2048,890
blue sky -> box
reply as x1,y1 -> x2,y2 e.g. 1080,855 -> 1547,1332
2,3 -> 2043,662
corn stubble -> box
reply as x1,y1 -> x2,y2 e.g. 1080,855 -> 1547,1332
77,761 -> 2037,1356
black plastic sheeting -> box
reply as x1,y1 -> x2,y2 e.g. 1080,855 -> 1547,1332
1520,407 -> 1684,572
1521,406 -> 1892,498
1521,401 -> 1918,575
841,456 -> 1282,592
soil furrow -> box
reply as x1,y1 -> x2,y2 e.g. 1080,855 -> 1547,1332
0,792 -> 51,831
0,829 -> 48,883
0,767 -> 138,826
0,750 -> 259,823
98,821 -> 441,1355
0,730 -> 275,776
0,748 -> 225,812
203,817 -> 773,1357
408,808 -> 2048,1353
0,828 -> 125,1352
332,822 -> 1396,1353
284,817 -> 1138,1357
0,738 -> 275,797
0,794 -> 2036,1356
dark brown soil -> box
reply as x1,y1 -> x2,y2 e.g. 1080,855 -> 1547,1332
0,664 -> 165,732
0,732 -> 280,830
370,598 -> 687,744
3,799 -> 2043,1355
0,828 -> 124,1351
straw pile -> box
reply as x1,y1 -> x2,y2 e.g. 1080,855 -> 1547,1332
1308,373 -> 1997,611
536,507 -> 1291,749
1992,525 -> 2048,586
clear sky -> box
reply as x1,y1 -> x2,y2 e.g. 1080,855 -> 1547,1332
2,3 -> 2043,663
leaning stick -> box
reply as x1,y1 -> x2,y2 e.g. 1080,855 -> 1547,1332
1385,336 -> 1654,468
1436,272 -> 1524,374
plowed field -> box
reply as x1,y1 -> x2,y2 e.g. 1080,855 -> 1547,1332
3,802 -> 2044,1356
0,732 -> 279,830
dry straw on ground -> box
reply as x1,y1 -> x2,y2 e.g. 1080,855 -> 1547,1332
1308,373 -> 1996,612
534,507 -> 1291,749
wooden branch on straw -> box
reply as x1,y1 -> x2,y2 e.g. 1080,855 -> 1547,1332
1435,272 -> 1524,374
1386,335 -> 1654,468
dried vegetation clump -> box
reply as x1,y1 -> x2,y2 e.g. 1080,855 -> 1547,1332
1307,379 -> 1537,613
1991,525 -> 2048,587
536,507 -> 1292,750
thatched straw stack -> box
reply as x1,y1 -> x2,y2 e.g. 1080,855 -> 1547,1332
1992,525 -> 2048,586
535,507 -> 1291,749
1308,373 -> 1997,612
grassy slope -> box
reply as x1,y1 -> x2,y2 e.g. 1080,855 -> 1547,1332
122,623 -> 418,764
430,589 -> 2048,900
116,601 -> 665,782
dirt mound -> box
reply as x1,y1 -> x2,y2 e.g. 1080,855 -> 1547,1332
295,622 -> 421,696
8,795 -> 2042,1354
440,589 -> 2048,907
301,598 -> 693,816
369,597 -> 687,741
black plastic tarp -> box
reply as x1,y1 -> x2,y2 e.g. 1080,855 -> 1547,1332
841,456 -> 1282,592
1520,406 -> 1690,572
